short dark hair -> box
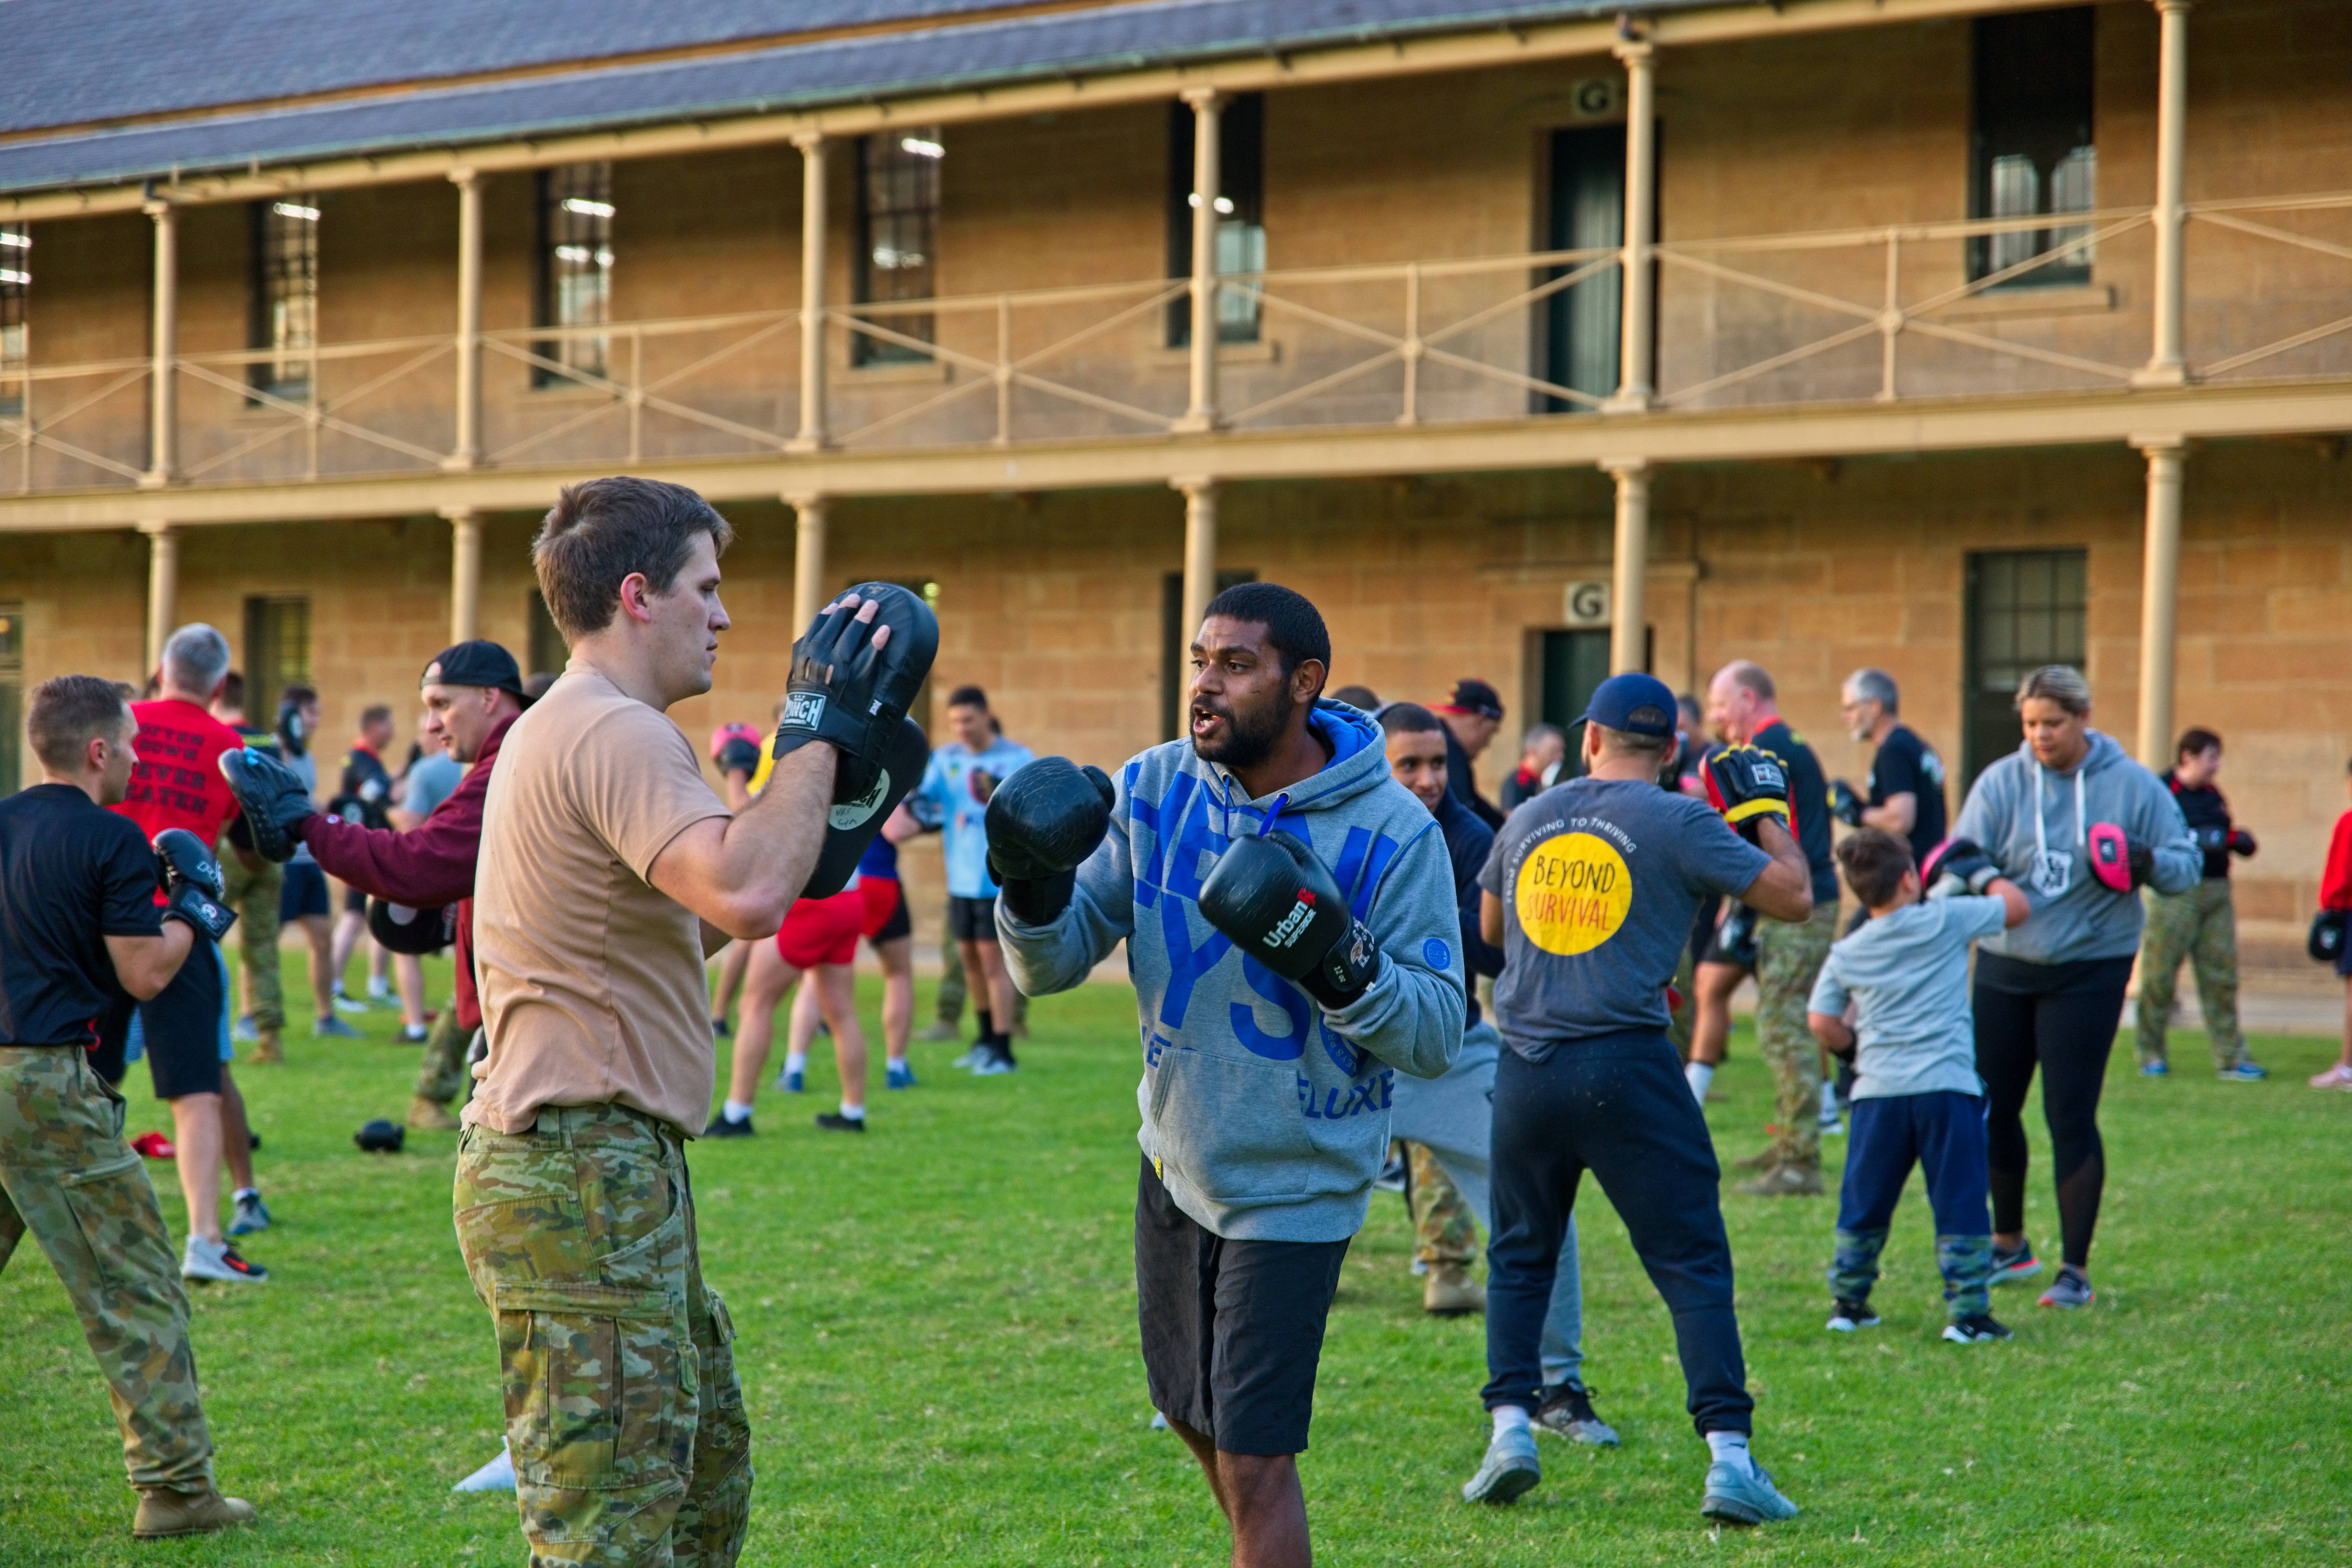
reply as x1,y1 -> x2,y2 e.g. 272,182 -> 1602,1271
532,477 -> 735,640
1835,827 -> 1915,909
2176,727 -> 2221,761
220,671 -> 246,710
28,675 -> 132,772
1377,701 -> 1444,737
281,682 -> 318,710
1592,721 -> 1672,762
946,685 -> 989,710
360,704 -> 393,730
1328,685 -> 1380,710
1203,582 -> 1331,695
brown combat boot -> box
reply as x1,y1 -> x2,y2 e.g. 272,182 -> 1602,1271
249,1031 -> 283,1066
1729,1147 -> 1777,1173
1734,1162 -> 1823,1198
407,1095 -> 461,1132
132,1487 -> 258,1538
1423,1261 -> 1488,1316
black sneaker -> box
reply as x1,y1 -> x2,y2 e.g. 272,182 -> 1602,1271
702,1113 -> 754,1138
815,1112 -> 867,1133
1989,1240 -> 2042,1286
1373,1153 -> 1408,1193
710,1017 -> 732,1039
1942,1313 -> 2014,1344
1826,1298 -> 1881,1332
1534,1381 -> 1619,1446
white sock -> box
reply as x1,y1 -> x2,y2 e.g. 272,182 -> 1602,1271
233,1187 -> 258,1203
783,1052 -> 808,1076
722,1099 -> 754,1124
367,978 -> 389,998
1491,1406 -> 1532,1438
836,1101 -> 865,1121
1685,1061 -> 1715,1101
1706,1430 -> 1755,1476
1819,1080 -> 1839,1115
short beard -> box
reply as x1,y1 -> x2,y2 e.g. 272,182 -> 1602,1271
1192,684 -> 1296,772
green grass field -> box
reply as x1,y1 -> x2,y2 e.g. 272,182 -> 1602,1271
3,958 -> 2346,1566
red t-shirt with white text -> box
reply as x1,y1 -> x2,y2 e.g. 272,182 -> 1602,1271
113,699 -> 244,900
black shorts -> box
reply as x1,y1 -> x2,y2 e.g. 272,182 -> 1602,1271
280,860 -> 330,922
947,894 -> 999,943
1135,1156 -> 1350,1457
97,941 -> 227,1101
343,882 -> 368,915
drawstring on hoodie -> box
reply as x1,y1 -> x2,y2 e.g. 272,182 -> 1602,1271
1213,771 -> 1293,842
2032,760 -> 2089,874
1259,793 -> 1291,837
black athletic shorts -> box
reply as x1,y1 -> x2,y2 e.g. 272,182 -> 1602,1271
947,894 -> 1000,943
97,941 -> 227,1101
1135,1156 -> 1350,1457
342,882 -> 368,915
280,860 -> 330,922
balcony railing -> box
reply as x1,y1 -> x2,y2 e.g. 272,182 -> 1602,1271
5,189 -> 2350,497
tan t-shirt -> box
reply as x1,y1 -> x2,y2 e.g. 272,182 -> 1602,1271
466,660 -> 732,1137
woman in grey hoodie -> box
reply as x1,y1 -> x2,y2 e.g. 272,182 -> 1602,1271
1951,666 -> 2200,1310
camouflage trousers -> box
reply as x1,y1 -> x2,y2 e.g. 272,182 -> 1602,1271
414,1009 -> 474,1108
455,1103 -> 752,1568
1407,1140 -> 1476,1266
1828,1228 -> 1994,1322
0,1045 -> 214,1493
2137,879 -> 2247,1070
218,848 -> 284,1036
1756,902 -> 1840,1173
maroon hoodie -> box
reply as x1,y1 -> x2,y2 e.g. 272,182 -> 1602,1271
296,712 -> 514,1031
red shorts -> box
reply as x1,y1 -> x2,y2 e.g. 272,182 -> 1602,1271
859,875 -> 909,941
775,888 -> 864,969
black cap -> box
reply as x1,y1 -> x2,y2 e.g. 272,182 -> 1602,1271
420,640 -> 528,703
1440,678 -> 1505,720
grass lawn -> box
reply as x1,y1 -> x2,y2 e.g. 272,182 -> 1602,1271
3,957 -> 2347,1566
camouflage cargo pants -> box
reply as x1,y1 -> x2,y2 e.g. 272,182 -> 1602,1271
1407,1140 -> 1476,1266
935,914 -> 965,1024
2137,878 -> 2247,1070
218,848 -> 284,1036
454,1103 -> 752,1568
0,1045 -> 215,1493
413,1009 -> 474,1108
1756,902 -> 1840,1174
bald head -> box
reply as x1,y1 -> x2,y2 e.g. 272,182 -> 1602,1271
1706,660 -> 1779,745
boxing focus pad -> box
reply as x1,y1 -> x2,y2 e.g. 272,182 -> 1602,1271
772,583 -> 939,807
220,746 -> 317,863
1919,837 -> 2004,901
1714,902 -> 1760,968
1702,744 -> 1794,845
154,829 -> 237,943
986,757 -> 1117,924
797,717 -> 932,901
2086,822 -> 2150,893
1827,778 -> 1864,828
1200,830 -> 1381,1010
368,897 -> 454,956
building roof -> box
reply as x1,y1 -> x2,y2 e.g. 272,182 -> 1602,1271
0,0 -> 1692,199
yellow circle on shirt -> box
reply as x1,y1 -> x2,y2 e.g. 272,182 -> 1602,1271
1514,832 -> 1634,955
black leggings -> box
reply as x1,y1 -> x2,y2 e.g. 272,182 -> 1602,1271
1972,953 -> 2134,1269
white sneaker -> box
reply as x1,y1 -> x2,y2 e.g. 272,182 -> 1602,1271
182,1236 -> 268,1283
332,990 -> 368,1015
452,1442 -> 516,1493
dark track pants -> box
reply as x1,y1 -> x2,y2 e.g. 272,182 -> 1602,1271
1480,1028 -> 1753,1436
1973,953 -> 2134,1270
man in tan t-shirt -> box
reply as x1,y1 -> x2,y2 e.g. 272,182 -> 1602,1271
457,476 -> 923,1567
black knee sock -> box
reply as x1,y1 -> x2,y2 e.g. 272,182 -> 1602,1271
975,1008 -> 994,1041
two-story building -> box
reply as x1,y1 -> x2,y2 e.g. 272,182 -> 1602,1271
3,0 -> 2349,948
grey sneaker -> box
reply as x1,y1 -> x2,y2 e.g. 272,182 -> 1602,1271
1701,1460 -> 1799,1525
1535,1382 -> 1619,1447
314,1015 -> 362,1039
226,1192 -> 271,1236
2037,1265 -> 2095,1309
231,1015 -> 258,1043
1461,1424 -> 1541,1505
181,1236 -> 268,1283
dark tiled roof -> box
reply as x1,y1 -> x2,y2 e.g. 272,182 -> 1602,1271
0,0 -> 1690,197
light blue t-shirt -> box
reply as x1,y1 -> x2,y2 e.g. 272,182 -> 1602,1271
1807,896 -> 2008,1100
916,737 -> 1035,898
402,752 -> 464,818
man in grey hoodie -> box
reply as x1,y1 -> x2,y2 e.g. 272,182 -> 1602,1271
992,583 -> 1463,1568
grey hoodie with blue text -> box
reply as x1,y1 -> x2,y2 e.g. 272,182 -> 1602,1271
1952,729 -> 2199,965
998,701 -> 1465,1242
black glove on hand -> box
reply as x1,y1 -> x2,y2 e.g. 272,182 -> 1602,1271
986,758 -> 1116,925
219,746 -> 315,863
1714,902 -> 1760,967
154,829 -> 237,943
1921,837 -> 2002,900
2229,828 -> 2258,858
1199,831 -> 1381,1010
1702,744 -> 1794,846
771,583 -> 939,806
716,736 -> 762,778
1828,778 -> 1864,828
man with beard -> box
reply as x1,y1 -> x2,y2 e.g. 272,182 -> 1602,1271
992,583 -> 1464,1568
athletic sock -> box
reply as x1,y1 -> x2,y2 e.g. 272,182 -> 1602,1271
1705,1430 -> 1756,1477
1491,1406 -> 1532,1438
783,1052 -> 808,1077
836,1100 -> 865,1121
366,978 -> 390,1000
233,1187 -> 259,1204
1685,1061 -> 1715,1101
975,1009 -> 994,1041
722,1099 -> 754,1125
1819,1080 -> 1839,1117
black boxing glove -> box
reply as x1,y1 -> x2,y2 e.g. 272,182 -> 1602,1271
1714,902 -> 1760,967
1828,778 -> 1864,828
154,829 -> 237,943
771,583 -> 939,806
220,746 -> 316,863
1199,830 -> 1381,1010
1921,837 -> 2002,900
716,736 -> 762,778
1702,744 -> 1794,846
2228,828 -> 2257,858
986,758 -> 1116,925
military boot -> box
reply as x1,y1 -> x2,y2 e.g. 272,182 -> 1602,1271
1424,1261 -> 1487,1316
407,1095 -> 461,1132
133,1488 -> 258,1538
249,1031 -> 283,1066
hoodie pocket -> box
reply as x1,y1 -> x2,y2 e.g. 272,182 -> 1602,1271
1146,1046 -> 1318,1206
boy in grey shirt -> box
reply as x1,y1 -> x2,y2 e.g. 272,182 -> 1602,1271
1807,829 -> 2028,1344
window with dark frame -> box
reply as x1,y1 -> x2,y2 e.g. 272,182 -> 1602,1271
0,224 -> 26,421
242,595 -> 313,720
854,129 -> 943,365
536,163 -> 614,386
0,601 -> 21,797
1969,7 -> 2096,287
249,197 -> 318,400
1162,568 -> 1258,741
1963,549 -> 2087,788
1166,94 -> 1265,348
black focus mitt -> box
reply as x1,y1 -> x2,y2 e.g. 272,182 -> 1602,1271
220,746 -> 316,863
368,897 -> 455,955
1828,778 -> 1864,828
1702,744 -> 1794,845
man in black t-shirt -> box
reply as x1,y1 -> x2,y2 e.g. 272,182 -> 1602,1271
0,676 -> 257,1539
1833,668 -> 1947,865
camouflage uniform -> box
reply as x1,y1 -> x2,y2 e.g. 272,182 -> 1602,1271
454,1102 -> 751,1567
1755,902 -> 1840,1174
935,915 -> 966,1025
414,1009 -> 474,1109
1828,1227 -> 1993,1323
1407,1140 -> 1476,1266
2137,880 -> 2247,1070
217,845 -> 284,1036
0,1044 -> 215,1494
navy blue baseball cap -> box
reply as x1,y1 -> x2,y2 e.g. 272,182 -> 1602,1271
1582,672 -> 1679,737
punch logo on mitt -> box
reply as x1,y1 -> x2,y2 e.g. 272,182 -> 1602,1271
781,691 -> 827,732
828,767 -> 892,831
1701,743 -> 1794,845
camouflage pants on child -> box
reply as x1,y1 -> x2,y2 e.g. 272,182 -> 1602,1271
0,1044 -> 215,1494
455,1102 -> 752,1567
